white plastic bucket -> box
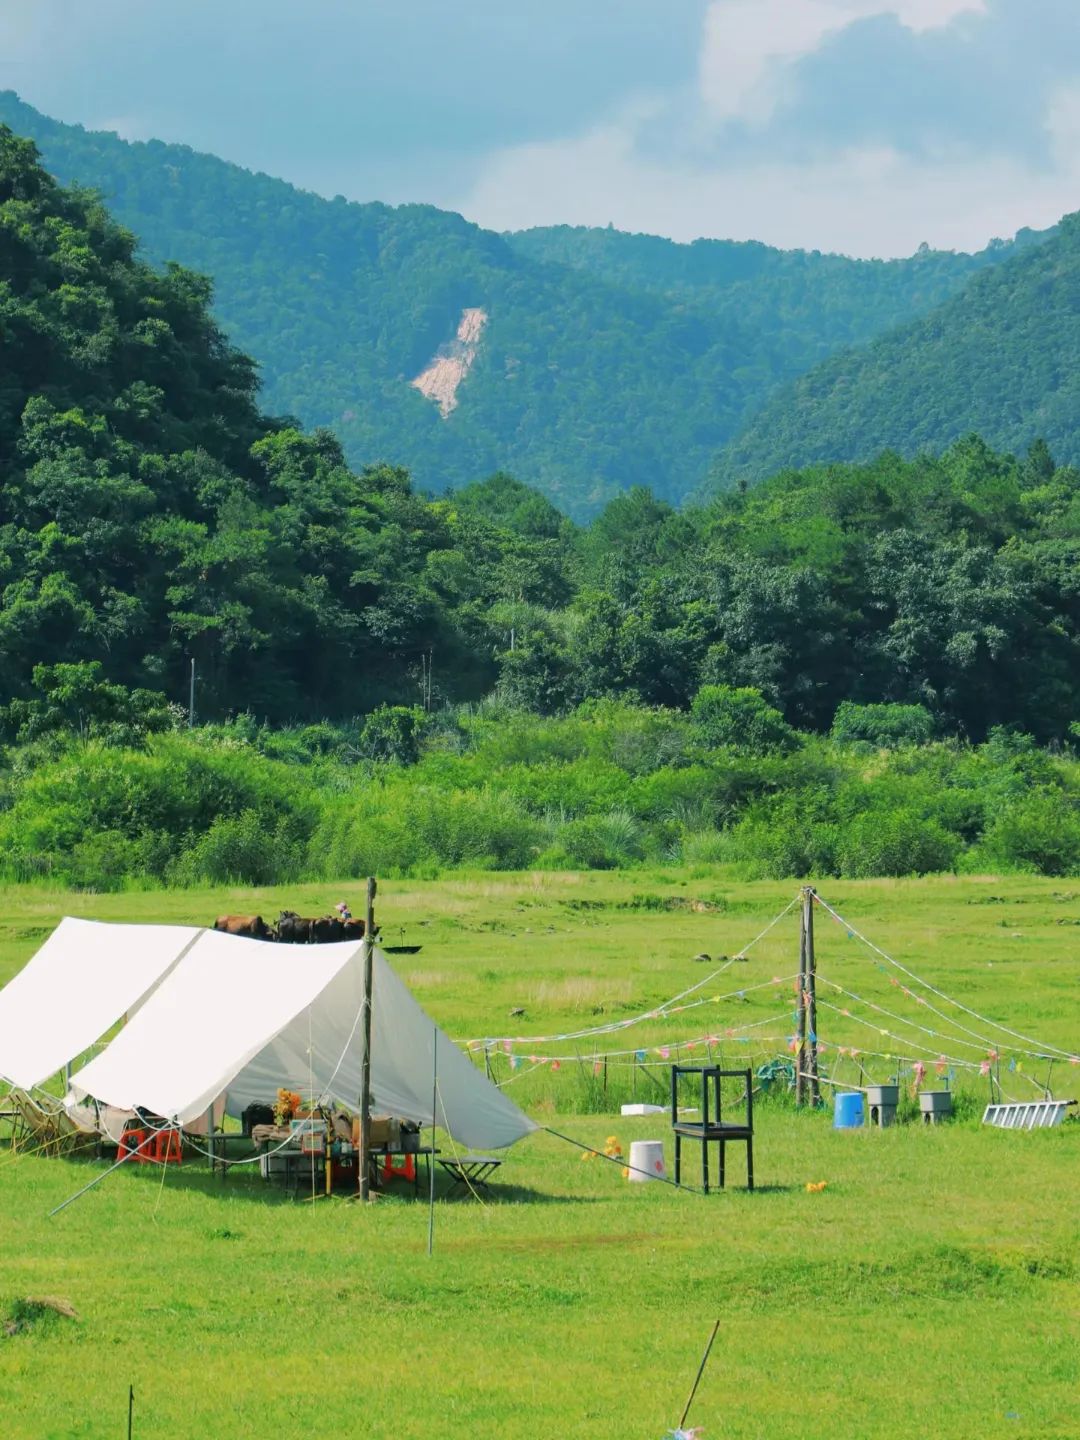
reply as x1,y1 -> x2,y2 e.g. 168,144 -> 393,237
627,1139 -> 666,1183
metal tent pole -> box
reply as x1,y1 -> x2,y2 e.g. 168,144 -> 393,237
357,876 -> 377,1203
427,1027 -> 437,1257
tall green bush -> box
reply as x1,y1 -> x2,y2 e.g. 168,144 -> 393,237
979,790 -> 1080,876
837,809 -> 959,878
690,686 -> 798,754
831,702 -> 937,748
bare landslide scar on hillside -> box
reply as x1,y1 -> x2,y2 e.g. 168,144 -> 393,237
411,307 -> 488,416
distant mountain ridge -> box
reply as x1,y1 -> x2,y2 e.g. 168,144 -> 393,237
712,211 -> 1080,486
0,91 -> 1059,516
507,222 -> 1055,383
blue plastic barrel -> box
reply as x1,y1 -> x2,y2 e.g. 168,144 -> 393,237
833,1092 -> 864,1129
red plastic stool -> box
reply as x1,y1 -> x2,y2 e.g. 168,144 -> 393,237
118,1128 -> 152,1163
150,1128 -> 183,1164
381,1152 -> 416,1184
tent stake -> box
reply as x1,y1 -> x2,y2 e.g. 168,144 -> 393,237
358,876 -> 377,1203
678,1318 -> 720,1432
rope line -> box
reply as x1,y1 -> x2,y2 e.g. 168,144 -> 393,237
819,976 -> 1009,1056
467,893 -> 801,1047
813,892 -> 1079,1062
542,1125 -> 703,1195
489,1010 -> 798,1070
816,994 -> 995,1064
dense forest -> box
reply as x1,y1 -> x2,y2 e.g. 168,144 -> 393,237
0,91 -> 1050,519
716,212 -> 1080,485
2,120 -> 1080,731
1,124 -> 1078,888
509,221 -> 1052,381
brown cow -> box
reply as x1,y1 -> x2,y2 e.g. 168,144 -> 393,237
214,914 -> 271,940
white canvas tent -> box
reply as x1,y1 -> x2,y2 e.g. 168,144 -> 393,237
66,925 -> 535,1151
0,917 -> 203,1091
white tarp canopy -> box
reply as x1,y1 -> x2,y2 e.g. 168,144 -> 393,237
0,917 -> 203,1090
68,926 -> 535,1151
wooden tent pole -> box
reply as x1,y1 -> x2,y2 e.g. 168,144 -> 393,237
796,891 -> 808,1106
805,887 -> 821,1107
358,876 -> 377,1203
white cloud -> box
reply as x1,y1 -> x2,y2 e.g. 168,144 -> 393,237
1045,82 -> 1080,160
89,115 -> 148,142
700,0 -> 987,123
455,0 -> 1080,258
459,92 -> 1079,257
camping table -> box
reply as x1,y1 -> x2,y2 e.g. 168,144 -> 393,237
435,1153 -> 503,1197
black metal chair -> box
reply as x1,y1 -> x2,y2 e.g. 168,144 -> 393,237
671,1065 -> 754,1193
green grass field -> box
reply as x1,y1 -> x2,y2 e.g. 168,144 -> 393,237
1,871 -> 1078,1439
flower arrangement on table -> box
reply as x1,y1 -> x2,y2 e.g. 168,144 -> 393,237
274,1089 -> 303,1126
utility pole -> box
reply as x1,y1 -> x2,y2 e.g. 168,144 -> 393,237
357,876 -> 377,1202
188,658 -> 195,728
797,886 -> 821,1107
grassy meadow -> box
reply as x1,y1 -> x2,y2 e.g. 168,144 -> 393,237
0,869 -> 1078,1439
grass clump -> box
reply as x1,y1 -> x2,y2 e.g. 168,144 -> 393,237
2,1297 -> 79,1339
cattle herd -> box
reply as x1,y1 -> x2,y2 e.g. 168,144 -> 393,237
213,911 -> 373,943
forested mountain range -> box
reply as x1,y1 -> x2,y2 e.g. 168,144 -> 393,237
715,211 -> 1080,485
2,119 -> 1078,741
0,91 -> 1052,518
508,221 -> 1053,382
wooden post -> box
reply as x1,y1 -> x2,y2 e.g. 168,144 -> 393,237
796,892 -> 808,1106
805,887 -> 820,1107
357,876 -> 377,1203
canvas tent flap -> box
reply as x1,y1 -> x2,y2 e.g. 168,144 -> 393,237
0,917 -> 201,1090
229,949 -> 537,1150
68,930 -> 536,1150
68,930 -> 359,1125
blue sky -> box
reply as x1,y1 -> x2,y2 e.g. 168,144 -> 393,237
2,0 -> 1080,256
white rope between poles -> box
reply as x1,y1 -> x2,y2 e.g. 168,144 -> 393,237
465,892 -> 802,1048
813,891 -> 1079,1064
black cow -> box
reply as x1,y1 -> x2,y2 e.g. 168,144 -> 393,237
274,911 -> 376,944
275,910 -> 312,944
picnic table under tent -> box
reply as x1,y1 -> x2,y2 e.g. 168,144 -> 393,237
1,919 -> 536,1172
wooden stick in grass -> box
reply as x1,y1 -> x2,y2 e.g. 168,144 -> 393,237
678,1318 -> 721,1432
